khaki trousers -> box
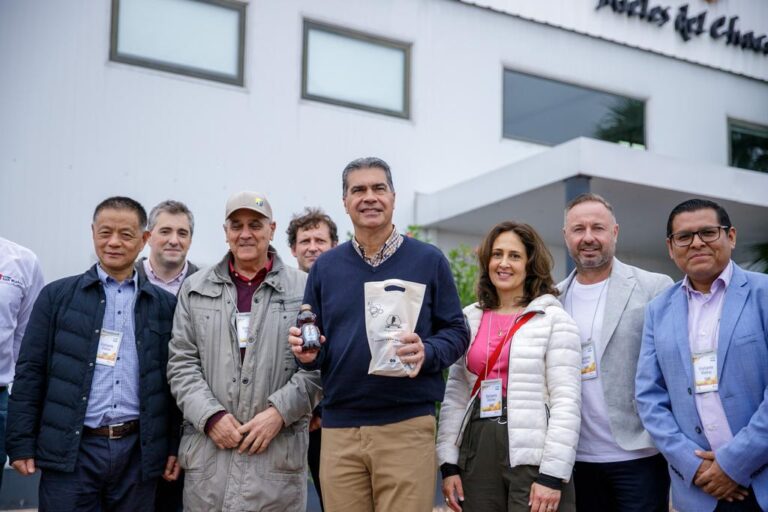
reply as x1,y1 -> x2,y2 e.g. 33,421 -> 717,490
320,415 -> 436,512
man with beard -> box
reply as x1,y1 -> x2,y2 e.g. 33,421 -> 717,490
558,193 -> 672,512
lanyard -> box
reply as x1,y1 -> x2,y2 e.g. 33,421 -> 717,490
471,311 -> 536,397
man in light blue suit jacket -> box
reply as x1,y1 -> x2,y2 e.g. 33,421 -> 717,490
637,198 -> 768,512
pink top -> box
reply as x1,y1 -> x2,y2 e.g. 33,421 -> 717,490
684,260 -> 734,451
466,310 -> 520,396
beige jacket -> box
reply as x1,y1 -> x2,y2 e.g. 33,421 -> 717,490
167,251 -> 322,512
436,295 -> 581,481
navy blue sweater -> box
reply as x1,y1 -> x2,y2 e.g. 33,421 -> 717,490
302,238 -> 469,427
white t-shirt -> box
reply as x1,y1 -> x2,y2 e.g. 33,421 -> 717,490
566,278 -> 657,463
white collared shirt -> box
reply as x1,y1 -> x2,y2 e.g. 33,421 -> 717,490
0,237 -> 45,385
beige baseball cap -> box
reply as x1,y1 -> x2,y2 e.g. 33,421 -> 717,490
225,191 -> 273,220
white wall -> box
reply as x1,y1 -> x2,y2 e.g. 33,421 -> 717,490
1,0 -> 766,280
461,0 -> 768,81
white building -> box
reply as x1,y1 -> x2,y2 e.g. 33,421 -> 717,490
1,0 -> 767,282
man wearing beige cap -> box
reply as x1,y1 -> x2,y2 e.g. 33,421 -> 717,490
167,191 -> 322,511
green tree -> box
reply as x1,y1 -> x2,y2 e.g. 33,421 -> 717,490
447,245 -> 478,307
405,225 -> 477,306
594,97 -> 645,148
748,242 -> 768,273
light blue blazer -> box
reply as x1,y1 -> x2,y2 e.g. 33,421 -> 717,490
636,263 -> 768,512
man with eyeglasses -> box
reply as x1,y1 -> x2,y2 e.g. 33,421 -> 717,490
636,198 -> 768,512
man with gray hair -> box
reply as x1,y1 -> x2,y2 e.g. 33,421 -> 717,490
138,200 -> 198,511
168,191 -> 321,511
136,200 -> 198,296
558,193 -> 672,511
289,157 -> 468,512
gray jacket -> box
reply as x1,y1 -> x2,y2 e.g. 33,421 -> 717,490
167,250 -> 321,512
557,258 -> 672,452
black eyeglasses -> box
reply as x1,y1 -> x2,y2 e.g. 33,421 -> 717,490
668,226 -> 730,247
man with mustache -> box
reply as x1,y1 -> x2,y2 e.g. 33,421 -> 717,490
167,191 -> 321,511
559,193 -> 672,512
637,198 -> 768,512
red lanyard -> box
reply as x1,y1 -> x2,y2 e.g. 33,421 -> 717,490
470,311 -> 536,397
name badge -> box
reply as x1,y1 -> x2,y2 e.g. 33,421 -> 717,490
480,378 -> 503,418
236,313 -> 251,349
96,329 -> 123,367
581,343 -> 598,380
693,351 -> 718,393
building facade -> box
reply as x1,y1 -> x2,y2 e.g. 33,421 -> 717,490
1,0 -> 766,282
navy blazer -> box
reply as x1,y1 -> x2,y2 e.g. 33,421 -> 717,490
5,265 -> 178,480
636,263 -> 768,512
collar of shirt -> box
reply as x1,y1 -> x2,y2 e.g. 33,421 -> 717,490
682,260 -> 733,300
228,253 -> 273,284
96,264 -> 137,290
352,225 -> 403,267
144,258 -> 188,285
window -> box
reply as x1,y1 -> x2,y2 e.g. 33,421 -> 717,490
302,20 -> 411,118
110,0 -> 245,86
730,121 -> 768,173
503,69 -> 645,148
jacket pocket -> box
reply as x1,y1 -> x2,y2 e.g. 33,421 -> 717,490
178,425 -> 217,481
270,424 -> 308,473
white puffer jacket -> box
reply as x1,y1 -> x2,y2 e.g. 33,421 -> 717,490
436,294 -> 582,481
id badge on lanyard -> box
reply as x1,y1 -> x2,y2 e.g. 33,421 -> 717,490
236,312 -> 251,349
693,351 -> 718,393
581,343 -> 598,380
96,329 -> 123,366
480,378 -> 503,418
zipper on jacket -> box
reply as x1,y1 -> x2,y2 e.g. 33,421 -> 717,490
544,403 -> 550,425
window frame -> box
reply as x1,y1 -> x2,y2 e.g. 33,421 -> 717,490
301,19 -> 412,119
728,118 -> 768,172
109,0 -> 247,86
501,67 -> 647,148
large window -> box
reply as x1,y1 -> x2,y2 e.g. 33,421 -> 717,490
730,120 -> 768,173
302,20 -> 411,118
110,0 -> 246,85
503,70 -> 645,147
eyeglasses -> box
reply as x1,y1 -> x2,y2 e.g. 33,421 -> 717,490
668,226 -> 730,247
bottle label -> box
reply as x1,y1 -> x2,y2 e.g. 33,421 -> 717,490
302,324 -> 321,350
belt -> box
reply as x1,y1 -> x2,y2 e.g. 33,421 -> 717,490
84,420 -> 139,439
